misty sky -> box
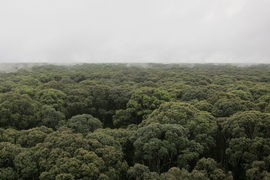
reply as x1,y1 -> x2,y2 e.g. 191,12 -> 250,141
0,0 -> 270,64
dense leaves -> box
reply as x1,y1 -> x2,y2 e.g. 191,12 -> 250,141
0,93 -> 41,129
1,63 -> 270,179
66,114 -> 102,135
130,123 -> 203,172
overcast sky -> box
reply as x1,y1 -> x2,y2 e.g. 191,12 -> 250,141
0,0 -> 270,64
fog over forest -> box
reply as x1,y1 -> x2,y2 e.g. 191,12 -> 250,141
1,1 -> 270,179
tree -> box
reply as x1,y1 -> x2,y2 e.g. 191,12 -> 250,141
66,114 -> 102,135
228,89 -> 253,101
113,88 -> 175,127
250,84 -> 270,101
0,142 -> 22,166
0,128 -> 19,144
40,105 -> 66,129
130,123 -> 203,173
127,163 -> 159,180
33,127 -> 128,179
55,173 -> 75,180
255,94 -> 270,112
246,161 -> 270,180
93,127 -> 136,166
143,102 -> 217,153
143,102 -> 200,125
194,158 -> 233,180
0,93 -> 41,129
16,126 -> 53,148
0,167 -> 18,180
160,167 -> 210,180
14,150 -> 39,179
221,111 -> 270,179
107,87 -> 132,126
181,87 -> 216,102
212,75 -> 235,85
193,100 -> 213,112
35,88 -> 67,113
207,83 -> 259,118
66,88 -> 94,118
14,85 -> 37,98
90,85 -> 110,116
212,98 -> 247,117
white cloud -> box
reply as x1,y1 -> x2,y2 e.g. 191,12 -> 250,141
203,11 -> 215,23
0,0 -> 269,64
227,0 -> 246,17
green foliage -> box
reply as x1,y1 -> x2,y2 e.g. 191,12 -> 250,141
32,127 -> 127,179
210,92 -> 259,117
16,126 -> 53,147
246,161 -> 270,180
143,102 -> 217,152
212,98 -> 246,117
221,111 -> 270,179
181,87 -> 216,101
0,93 -> 41,129
0,128 -> 19,144
127,163 -> 159,180
113,88 -> 175,127
14,150 -> 38,179
108,87 -> 131,110
193,100 -> 213,112
228,89 -> 253,101
35,88 -> 67,113
213,75 -> 235,85
130,123 -> 203,172
86,131 -> 121,150
0,167 -> 18,180
40,105 -> 66,129
144,102 -> 200,125
1,63 -> 270,179
194,158 -> 233,180
0,142 -> 22,167
160,167 -> 210,180
14,85 -> 37,98
65,88 -> 93,118
66,114 -> 102,135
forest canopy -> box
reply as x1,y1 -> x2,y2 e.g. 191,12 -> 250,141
1,63 -> 270,180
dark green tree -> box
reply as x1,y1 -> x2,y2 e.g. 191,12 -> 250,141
221,111 -> 270,179
0,93 -> 41,129
130,123 -> 203,173
143,102 -> 217,153
113,88 -> 175,127
66,114 -> 102,135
